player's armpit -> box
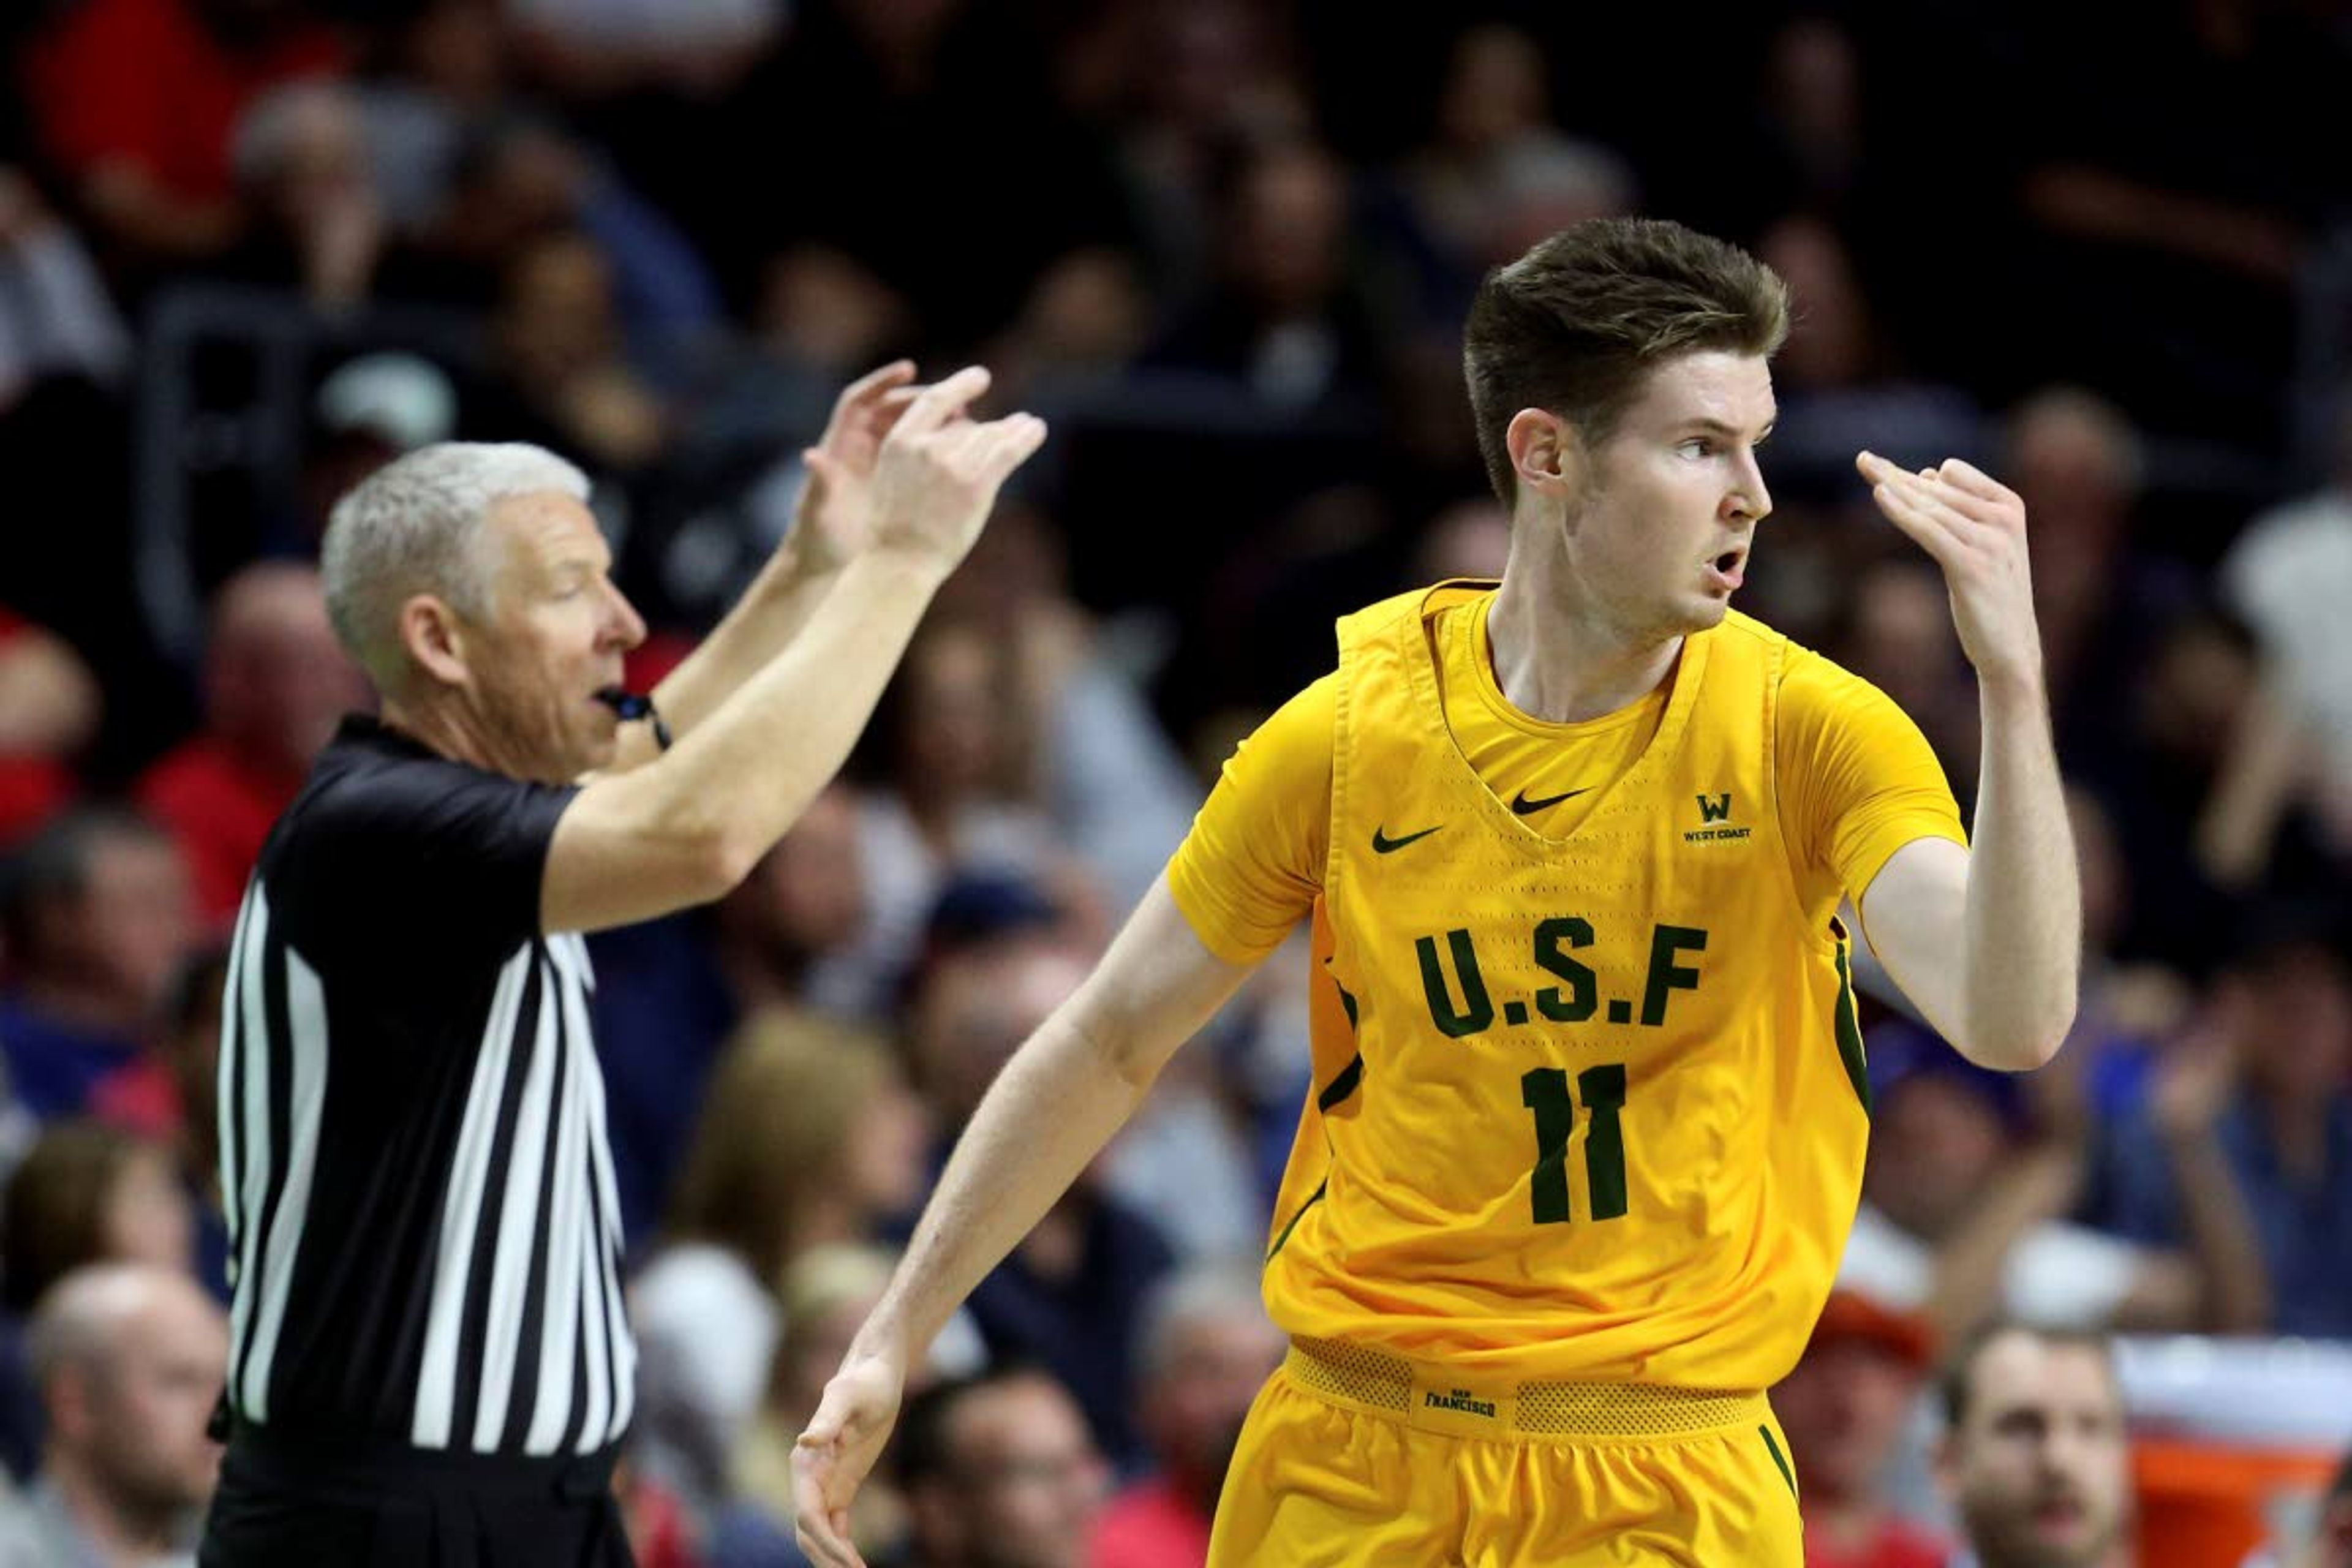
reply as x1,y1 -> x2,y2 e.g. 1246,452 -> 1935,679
1853,835 -> 1972,1051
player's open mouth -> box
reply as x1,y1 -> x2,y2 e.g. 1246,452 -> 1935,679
1706,549 -> 1746,589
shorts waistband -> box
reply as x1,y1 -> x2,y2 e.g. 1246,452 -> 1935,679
224,1417 -> 620,1502
1283,1337 -> 1769,1442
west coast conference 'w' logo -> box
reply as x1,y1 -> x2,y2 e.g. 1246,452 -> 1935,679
1686,793 -> 1750,844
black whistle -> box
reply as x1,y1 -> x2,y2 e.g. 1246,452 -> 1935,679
594,687 -> 652,721
594,687 -> 671,750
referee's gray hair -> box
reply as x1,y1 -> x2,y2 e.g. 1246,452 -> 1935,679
321,441 -> 589,690
1133,1257 -> 1273,1383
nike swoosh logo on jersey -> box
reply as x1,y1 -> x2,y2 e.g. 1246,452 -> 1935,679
1510,786 -> 1593,815
1371,824 -> 1443,854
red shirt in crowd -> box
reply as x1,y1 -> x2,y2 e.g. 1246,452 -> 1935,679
137,736 -> 304,928
1089,1477 -> 1212,1568
1805,1517 -> 1951,1568
21,0 -> 347,204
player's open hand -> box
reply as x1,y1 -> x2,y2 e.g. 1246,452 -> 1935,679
866,365 -> 1048,577
791,359 -> 923,575
1856,452 -> 2045,692
792,1350 -> 907,1568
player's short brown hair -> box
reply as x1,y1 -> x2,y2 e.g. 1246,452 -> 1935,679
1464,217 -> 1790,505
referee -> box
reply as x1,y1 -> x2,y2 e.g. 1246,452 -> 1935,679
197,364 -> 1045,1567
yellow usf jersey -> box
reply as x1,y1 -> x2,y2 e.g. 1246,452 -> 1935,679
1168,584 -> 1966,1392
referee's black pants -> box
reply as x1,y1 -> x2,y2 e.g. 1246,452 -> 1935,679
198,1420 -> 635,1567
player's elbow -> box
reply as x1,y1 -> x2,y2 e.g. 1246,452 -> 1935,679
1958,986 -> 2076,1072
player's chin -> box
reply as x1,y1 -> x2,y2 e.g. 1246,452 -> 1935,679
1675,594 -> 1732,631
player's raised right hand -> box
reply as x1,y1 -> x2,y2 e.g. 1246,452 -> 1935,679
791,1349 -> 907,1568
865,365 -> 1047,578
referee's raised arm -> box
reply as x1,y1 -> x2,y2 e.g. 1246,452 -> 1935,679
543,368 -> 1046,933
197,365 -> 1041,1568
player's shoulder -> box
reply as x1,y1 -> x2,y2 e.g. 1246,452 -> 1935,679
1339,580 -> 1496,643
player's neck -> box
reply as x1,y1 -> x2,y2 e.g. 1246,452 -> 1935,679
1486,566 -> 1680,725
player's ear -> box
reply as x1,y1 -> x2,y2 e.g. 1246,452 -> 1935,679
1506,408 -> 1584,501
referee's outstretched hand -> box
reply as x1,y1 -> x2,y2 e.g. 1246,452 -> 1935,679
793,1349 -> 905,1568
865,364 -> 1048,577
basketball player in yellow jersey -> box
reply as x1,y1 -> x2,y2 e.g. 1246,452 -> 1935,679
793,219 -> 2081,1566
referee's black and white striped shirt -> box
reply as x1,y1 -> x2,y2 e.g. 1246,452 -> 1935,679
218,715 -> 636,1457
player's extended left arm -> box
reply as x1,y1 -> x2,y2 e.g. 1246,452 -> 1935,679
1851,453 -> 2081,1071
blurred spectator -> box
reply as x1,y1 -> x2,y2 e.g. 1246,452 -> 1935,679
0,168 -> 130,402
470,228 -> 669,477
226,78 -> 385,307
293,351 -> 459,547
1097,1 -> 1306,298
710,0 -> 1133,352
1143,139 -> 1393,418
0,1264 -> 226,1566
156,951 -> 229,1302
2091,913 -> 2352,1337
2007,3 -> 2343,448
630,1009 -> 929,1520
1,1121 -> 195,1315
1840,1020 -> 2202,1346
135,562 -> 366,930
591,783 -> 872,1245
710,1242 -> 984,1568
1408,497 -> 1509,586
0,1121 -> 197,1482
2051,785 -> 2190,1127
895,1366 -> 1107,1568
1088,1261 -> 1283,1568
987,249 -> 1150,406
2102,605 -> 2266,969
2004,387 -> 2202,784
0,606 -> 99,847
1935,1322 -> 2133,1568
398,115 -> 722,342
756,246 -> 915,381
1772,1289 -> 1948,1568
1744,216 -> 1985,507
0,809 -> 194,1131
1834,556 -> 1980,804
2206,391 -> 2352,880
507,0 -> 783,99
1385,23 -> 1633,317
18,0 -> 348,279
817,619 -> 1077,1021
903,929 -> 1173,1468
933,505 -> 1199,920
713,785 -> 869,1016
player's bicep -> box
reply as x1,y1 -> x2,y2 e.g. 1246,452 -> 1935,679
1855,835 -> 1972,1046
1065,874 -> 1261,1087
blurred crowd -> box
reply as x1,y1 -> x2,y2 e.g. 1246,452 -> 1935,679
0,0 -> 2348,1564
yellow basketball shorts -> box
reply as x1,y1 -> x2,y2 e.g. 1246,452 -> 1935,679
1205,1340 -> 1804,1566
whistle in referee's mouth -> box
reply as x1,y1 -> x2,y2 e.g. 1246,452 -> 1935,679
592,686 -> 652,721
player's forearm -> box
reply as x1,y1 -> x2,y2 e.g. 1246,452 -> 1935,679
854,1009 -> 1156,1364
1958,672 -> 2080,1069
